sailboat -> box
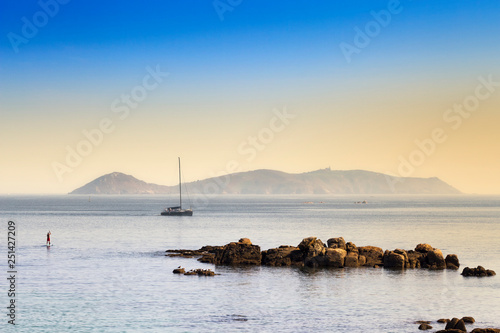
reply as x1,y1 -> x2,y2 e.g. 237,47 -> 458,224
161,157 -> 193,216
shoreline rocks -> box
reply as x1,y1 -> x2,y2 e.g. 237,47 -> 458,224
166,237 -> 461,271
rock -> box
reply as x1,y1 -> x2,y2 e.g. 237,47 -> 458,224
471,329 -> 500,333
445,317 -> 467,331
261,246 -> 303,267
383,250 -> 407,269
437,318 -> 450,323
172,267 -> 185,274
345,251 -> 360,267
327,237 -> 346,250
462,317 -> 475,324
199,252 -> 216,263
346,241 -> 358,253
238,238 -> 252,245
299,237 -> 326,257
209,241 -> 261,265
166,238 -> 460,273
358,246 -> 384,267
197,246 -> 224,264
407,250 -> 423,268
307,248 -> 346,268
462,266 -> 496,277
415,243 -> 434,253
183,268 -> 216,276
436,330 -> 468,333
455,319 -> 467,332
446,318 -> 460,330
426,249 -> 446,270
446,254 -> 460,270
418,323 -> 433,330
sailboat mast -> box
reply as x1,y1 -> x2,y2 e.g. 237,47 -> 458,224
178,157 -> 182,208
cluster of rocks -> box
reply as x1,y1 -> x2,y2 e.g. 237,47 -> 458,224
416,316 -> 500,332
172,267 -> 216,276
166,237 -> 461,270
461,266 -> 496,277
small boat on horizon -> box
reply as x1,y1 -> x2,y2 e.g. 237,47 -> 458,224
161,157 -> 193,216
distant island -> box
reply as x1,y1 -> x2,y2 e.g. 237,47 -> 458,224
69,169 -> 460,195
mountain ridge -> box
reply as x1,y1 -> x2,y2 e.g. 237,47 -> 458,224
69,169 -> 461,195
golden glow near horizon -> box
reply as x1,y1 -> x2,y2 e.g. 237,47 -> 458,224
2,81 -> 499,195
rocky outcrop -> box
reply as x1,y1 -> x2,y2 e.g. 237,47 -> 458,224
261,246 -> 303,266
166,237 -> 459,271
471,329 -> 500,333
462,266 -> 496,277
197,240 -> 261,265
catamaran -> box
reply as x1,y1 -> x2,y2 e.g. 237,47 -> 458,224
161,157 -> 193,216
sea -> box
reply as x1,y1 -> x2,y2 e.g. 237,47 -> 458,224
1,194 -> 499,332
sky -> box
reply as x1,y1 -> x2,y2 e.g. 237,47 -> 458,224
1,0 -> 499,194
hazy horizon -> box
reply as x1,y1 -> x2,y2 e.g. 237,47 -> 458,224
1,1 -> 499,194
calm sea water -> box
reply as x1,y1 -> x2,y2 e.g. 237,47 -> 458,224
1,194 -> 499,332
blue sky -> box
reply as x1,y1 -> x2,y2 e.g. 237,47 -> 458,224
1,0 -> 499,193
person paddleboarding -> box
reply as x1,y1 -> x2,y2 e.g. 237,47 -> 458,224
46,231 -> 51,246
